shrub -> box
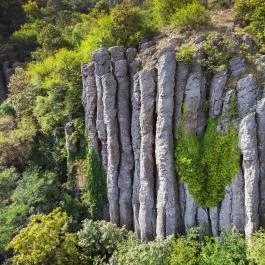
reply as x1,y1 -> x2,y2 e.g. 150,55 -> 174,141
234,0 -> 265,42
78,219 -> 133,264
166,228 -> 201,265
150,0 -> 194,26
110,0 -> 152,46
81,149 -> 107,219
7,208 -> 84,265
201,33 -> 236,73
248,229 -> 265,265
200,231 -> 247,265
112,237 -> 172,265
176,44 -> 195,64
171,2 -> 210,32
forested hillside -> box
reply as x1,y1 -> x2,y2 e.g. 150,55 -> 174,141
1,0 -> 265,264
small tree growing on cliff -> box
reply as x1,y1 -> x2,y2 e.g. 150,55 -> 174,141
110,0 -> 150,46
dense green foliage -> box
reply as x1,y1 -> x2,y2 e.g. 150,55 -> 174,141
171,1 -> 210,32
176,117 -> 240,207
176,44 -> 195,64
201,33 -> 236,73
7,208 -> 83,265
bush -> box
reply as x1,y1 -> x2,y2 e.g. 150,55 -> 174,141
78,219 -> 133,264
234,0 -> 265,42
166,228 -> 201,265
200,231 -> 247,265
7,208 -> 84,265
150,0 -> 194,26
176,44 -> 195,64
171,1 -> 210,32
201,33 -> 236,73
81,149 -> 107,219
112,237 -> 172,265
248,229 -> 265,265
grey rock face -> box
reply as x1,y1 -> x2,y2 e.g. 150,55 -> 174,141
131,73 -> 141,237
102,73 -> 120,225
82,63 -> 99,155
239,113 -> 259,236
174,62 -> 189,139
219,185 -> 232,231
229,57 -> 246,77
256,98 -> 265,227
156,53 -> 179,238
139,69 -> 156,241
184,184 -> 197,232
110,49 -> 134,229
255,55 -> 265,78
231,169 -> 245,233
209,70 -> 228,117
236,75 -> 258,117
184,62 -> 206,134
209,207 -> 219,236
218,90 -> 236,133
82,44 -> 265,240
93,49 -> 110,169
197,207 -> 211,239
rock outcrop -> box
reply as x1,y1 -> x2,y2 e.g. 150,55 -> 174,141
82,42 -> 265,241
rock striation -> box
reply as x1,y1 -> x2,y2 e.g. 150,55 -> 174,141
82,43 -> 265,241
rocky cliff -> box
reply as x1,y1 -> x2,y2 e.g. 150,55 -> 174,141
81,36 -> 265,241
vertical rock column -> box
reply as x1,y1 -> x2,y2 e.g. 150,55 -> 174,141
131,73 -> 141,236
183,60 -> 206,232
139,69 -> 156,241
109,47 -> 133,229
174,62 -> 190,232
256,98 -> 265,227
93,49 -> 110,169
93,48 -> 120,225
156,52 -> 179,238
102,71 -> 120,225
239,113 -> 259,236
81,63 -> 99,154
127,48 -> 141,236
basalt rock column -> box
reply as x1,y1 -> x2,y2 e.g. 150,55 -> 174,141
239,113 -> 259,236
131,73 -> 141,236
156,52 -> 179,238
92,48 -> 111,169
128,48 -> 142,236
102,70 -> 120,225
183,59 -> 206,231
81,63 -> 99,154
256,98 -> 265,227
139,69 -> 156,241
109,47 -> 133,229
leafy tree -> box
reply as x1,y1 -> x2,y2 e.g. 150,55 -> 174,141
7,208 -> 84,265
110,0 -> 150,46
171,1 -> 210,32
149,0 -> 194,26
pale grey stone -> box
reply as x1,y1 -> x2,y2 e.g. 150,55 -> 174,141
155,52 -> 179,238
239,113 -> 259,236
139,69 -> 156,241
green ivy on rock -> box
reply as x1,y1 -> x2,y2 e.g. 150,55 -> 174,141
175,118 -> 240,208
